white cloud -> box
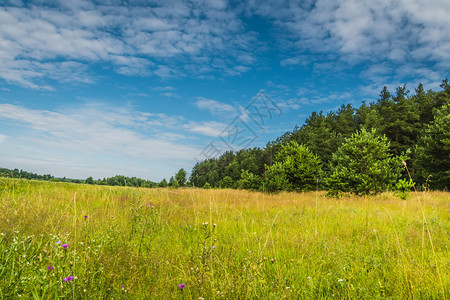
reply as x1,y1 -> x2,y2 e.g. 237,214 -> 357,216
280,56 -> 310,67
0,101 -> 242,179
0,134 -> 7,144
0,103 -> 200,176
183,121 -> 227,137
0,1 -> 256,89
154,65 -> 179,79
152,86 -> 176,92
275,98 -> 302,110
253,0 -> 449,86
193,97 -> 236,116
111,55 -> 154,76
143,112 -> 184,128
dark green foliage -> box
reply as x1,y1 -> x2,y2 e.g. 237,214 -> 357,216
263,162 -> 290,193
356,101 -> 383,131
158,178 -> 168,187
175,168 -> 187,187
172,180 -> 180,188
277,112 -> 341,174
0,168 -> 54,181
328,104 -> 359,137
264,141 -> 321,192
372,85 -> 421,157
326,128 -> 405,196
188,80 -> 449,192
238,170 -> 261,190
4,81 -> 448,192
414,103 -> 450,190
91,175 -> 157,188
189,148 -> 270,188
0,167 -> 158,188
219,176 -> 234,188
189,160 -> 214,187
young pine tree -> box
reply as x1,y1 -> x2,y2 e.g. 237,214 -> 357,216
326,128 -> 406,196
264,141 -> 321,192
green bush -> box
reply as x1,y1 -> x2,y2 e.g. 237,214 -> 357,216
263,162 -> 290,193
395,179 -> 415,200
326,128 -> 406,196
264,141 -> 321,192
219,176 -> 234,189
238,170 -> 261,190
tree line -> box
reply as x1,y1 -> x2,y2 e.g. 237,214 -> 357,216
1,80 -> 448,194
189,80 -> 450,194
0,169 -> 158,188
0,168 -> 56,181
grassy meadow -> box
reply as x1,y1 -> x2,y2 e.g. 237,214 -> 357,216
0,178 -> 448,299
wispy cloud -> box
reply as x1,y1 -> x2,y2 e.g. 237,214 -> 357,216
184,120 -> 227,137
0,133 -> 7,144
193,97 -> 236,116
280,56 -> 310,68
0,1 -> 257,89
0,103 -> 202,179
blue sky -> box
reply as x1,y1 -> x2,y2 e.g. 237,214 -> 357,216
0,0 -> 449,181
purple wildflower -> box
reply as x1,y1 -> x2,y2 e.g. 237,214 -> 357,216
84,215 -> 88,218
47,266 -> 54,270
63,276 -> 74,282
55,241 -> 61,245
178,284 -> 186,290
62,244 -> 69,248
148,204 -> 152,207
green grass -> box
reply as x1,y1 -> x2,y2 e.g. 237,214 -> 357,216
0,178 -> 448,299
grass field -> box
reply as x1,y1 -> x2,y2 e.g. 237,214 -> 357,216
0,178 -> 448,299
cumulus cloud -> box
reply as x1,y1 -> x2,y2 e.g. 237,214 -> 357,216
2,0 -> 447,91
253,0 -> 450,86
0,1 -> 256,89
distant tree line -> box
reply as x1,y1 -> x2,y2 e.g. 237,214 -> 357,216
0,168 -> 158,188
0,168 -> 56,181
0,167 -> 193,189
189,80 -> 450,194
85,175 -> 158,188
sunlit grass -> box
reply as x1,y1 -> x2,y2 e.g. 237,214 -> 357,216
0,178 -> 448,299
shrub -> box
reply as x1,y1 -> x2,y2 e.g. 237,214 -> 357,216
326,128 -> 406,196
263,162 -> 290,193
219,176 -> 234,189
264,141 -> 321,192
395,179 -> 415,200
238,170 -> 261,190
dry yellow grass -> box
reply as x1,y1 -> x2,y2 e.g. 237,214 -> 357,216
0,178 -> 448,299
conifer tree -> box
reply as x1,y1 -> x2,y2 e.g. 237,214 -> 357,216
326,128 -> 405,196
